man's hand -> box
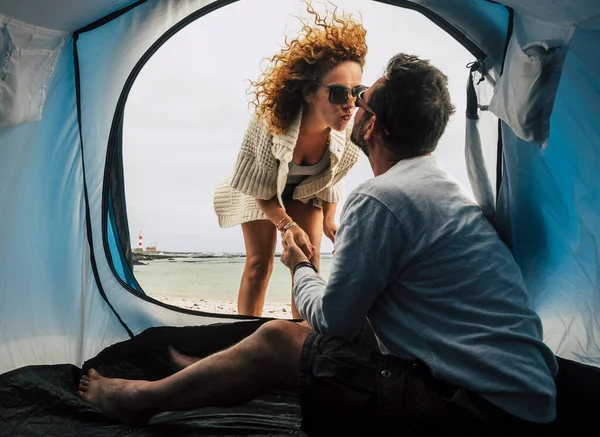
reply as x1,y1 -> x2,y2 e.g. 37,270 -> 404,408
281,231 -> 311,271
323,218 -> 338,243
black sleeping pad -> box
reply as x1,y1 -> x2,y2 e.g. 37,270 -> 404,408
0,320 -> 306,436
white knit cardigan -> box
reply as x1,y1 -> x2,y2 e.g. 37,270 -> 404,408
213,109 -> 360,228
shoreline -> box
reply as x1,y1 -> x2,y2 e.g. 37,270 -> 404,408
153,295 -> 293,319
132,251 -> 333,262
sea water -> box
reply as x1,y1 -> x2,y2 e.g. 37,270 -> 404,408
133,254 -> 333,304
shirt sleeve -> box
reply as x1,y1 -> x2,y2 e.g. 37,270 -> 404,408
293,191 -> 407,341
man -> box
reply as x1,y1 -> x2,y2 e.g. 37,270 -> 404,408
78,54 -> 558,436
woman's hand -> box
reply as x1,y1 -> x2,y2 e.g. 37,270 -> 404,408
255,198 -> 316,258
287,224 -> 316,260
281,231 -> 310,272
323,218 -> 338,243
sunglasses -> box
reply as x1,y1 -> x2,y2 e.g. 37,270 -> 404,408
356,89 -> 376,115
355,89 -> 391,135
313,83 -> 369,105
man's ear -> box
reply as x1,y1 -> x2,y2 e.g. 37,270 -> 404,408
363,116 -> 376,141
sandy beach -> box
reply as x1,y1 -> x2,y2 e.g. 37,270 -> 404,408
155,295 -> 294,319
132,253 -> 333,319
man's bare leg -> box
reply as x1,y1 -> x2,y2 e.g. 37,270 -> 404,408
78,321 -> 311,424
167,345 -> 201,371
167,321 -> 313,372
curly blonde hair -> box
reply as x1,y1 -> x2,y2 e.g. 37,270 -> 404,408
249,2 -> 367,134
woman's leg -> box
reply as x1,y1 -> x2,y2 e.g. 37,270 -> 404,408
238,220 -> 277,316
283,200 -> 323,319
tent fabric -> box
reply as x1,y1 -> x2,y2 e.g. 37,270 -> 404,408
0,0 -> 142,32
485,0 -> 600,147
0,15 -> 68,127
494,16 -> 600,365
488,24 -> 569,148
464,60 -> 498,222
414,0 -> 509,80
0,0 -> 599,403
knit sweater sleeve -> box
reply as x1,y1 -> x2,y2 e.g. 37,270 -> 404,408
230,117 -> 278,200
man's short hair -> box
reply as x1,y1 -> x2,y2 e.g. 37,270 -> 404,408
369,53 -> 456,156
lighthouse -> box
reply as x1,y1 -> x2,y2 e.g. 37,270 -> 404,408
137,231 -> 144,252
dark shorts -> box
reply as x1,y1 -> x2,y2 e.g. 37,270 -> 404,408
297,331 -> 556,437
281,183 -> 299,202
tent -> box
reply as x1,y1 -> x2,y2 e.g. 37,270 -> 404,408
1,0 -> 600,434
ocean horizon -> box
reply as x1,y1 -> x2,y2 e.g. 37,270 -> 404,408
133,251 -> 333,259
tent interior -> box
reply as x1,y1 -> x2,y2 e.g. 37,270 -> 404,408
1,0 -> 600,435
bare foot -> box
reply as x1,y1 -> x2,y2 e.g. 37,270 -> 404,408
77,369 -> 154,425
167,345 -> 201,371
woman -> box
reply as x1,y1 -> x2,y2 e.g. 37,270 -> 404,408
213,4 -> 367,318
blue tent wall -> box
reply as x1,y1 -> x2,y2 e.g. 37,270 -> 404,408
107,193 -> 141,292
496,19 -> 600,365
0,0 -> 246,375
413,0 -> 508,79
0,37 -> 129,372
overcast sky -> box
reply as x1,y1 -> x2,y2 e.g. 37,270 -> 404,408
123,0 -> 474,253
